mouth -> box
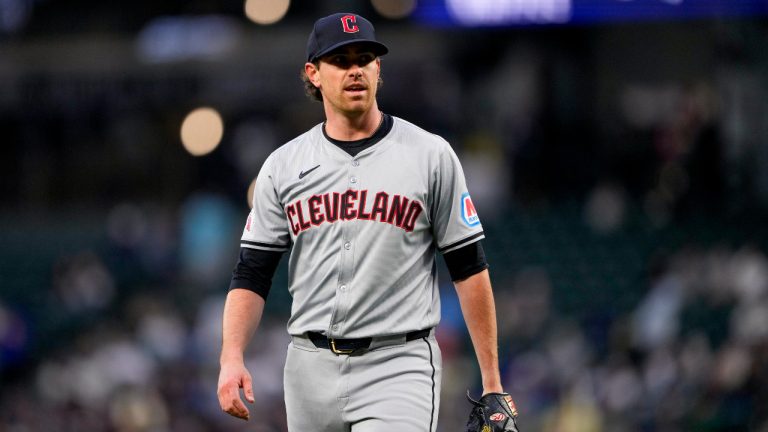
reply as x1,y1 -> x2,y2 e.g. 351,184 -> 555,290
344,84 -> 368,95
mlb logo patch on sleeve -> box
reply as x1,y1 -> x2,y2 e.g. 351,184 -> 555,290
461,193 -> 480,227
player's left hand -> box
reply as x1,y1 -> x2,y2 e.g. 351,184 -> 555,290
465,391 -> 520,432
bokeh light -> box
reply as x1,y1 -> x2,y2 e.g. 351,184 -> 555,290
180,107 -> 224,157
446,0 -> 572,25
371,0 -> 417,19
371,0 -> 416,19
244,0 -> 290,25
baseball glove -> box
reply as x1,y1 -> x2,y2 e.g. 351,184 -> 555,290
465,391 -> 520,432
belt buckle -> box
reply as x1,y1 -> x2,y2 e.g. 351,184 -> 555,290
330,339 -> 354,355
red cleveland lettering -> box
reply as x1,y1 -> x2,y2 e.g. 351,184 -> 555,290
341,190 -> 358,220
387,195 -> 410,227
308,195 -> 325,225
295,201 -> 311,231
402,201 -> 423,232
357,190 -> 371,220
286,204 -> 300,235
286,189 -> 422,235
371,191 -> 389,222
324,192 -> 340,223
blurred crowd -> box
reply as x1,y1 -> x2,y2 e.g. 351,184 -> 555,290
2,196 -> 768,432
493,245 -> 768,432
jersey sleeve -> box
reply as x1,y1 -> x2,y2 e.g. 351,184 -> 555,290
431,141 -> 485,254
240,155 -> 291,252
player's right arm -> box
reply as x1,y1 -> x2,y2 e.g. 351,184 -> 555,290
217,288 -> 265,421
218,153 -> 288,420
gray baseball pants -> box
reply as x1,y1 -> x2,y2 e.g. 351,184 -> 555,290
284,331 -> 442,432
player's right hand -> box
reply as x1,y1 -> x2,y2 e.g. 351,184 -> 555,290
217,361 -> 255,421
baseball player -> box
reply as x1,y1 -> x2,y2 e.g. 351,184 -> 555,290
217,12 -> 519,432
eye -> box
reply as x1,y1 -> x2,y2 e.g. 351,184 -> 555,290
357,54 -> 375,66
330,55 -> 350,67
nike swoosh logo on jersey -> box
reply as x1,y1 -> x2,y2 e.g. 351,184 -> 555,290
298,165 -> 320,179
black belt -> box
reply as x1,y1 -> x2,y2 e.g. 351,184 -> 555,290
307,329 -> 431,354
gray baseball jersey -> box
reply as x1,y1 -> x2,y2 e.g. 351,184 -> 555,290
240,116 -> 484,339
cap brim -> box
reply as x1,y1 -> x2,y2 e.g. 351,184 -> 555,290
309,40 -> 389,62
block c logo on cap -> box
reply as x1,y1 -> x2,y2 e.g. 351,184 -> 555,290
341,15 -> 359,33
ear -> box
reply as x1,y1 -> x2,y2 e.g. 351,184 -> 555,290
305,62 -> 321,88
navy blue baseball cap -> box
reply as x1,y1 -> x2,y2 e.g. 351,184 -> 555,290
306,13 -> 389,62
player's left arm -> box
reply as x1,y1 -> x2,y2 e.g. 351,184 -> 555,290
454,268 -> 504,395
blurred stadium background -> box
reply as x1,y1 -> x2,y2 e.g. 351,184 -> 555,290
2,0 -> 768,430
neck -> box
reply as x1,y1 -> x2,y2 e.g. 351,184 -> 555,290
323,104 -> 382,141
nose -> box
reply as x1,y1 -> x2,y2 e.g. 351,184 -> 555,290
349,67 -> 362,78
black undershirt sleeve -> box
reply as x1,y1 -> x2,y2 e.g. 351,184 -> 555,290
442,240 -> 489,282
229,247 -> 284,300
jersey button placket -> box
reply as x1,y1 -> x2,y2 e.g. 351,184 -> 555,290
330,160 -> 358,337
349,159 -> 359,185
332,239 -> 352,336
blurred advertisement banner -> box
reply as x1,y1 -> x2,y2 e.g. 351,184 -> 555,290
415,0 -> 768,26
